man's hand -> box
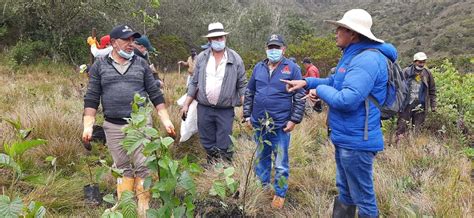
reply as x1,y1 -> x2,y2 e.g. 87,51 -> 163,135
243,118 -> 252,130
87,37 -> 98,47
280,79 -> 307,92
180,104 -> 189,120
162,119 -> 176,138
283,121 -> 296,132
302,89 -> 318,102
82,115 -> 95,145
178,61 -> 184,65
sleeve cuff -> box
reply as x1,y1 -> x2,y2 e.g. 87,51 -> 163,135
84,100 -> 99,109
151,95 -> 165,106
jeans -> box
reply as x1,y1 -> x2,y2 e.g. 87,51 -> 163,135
335,147 -> 378,217
254,128 -> 290,197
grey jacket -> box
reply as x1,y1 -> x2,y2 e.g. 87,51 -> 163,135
187,48 -> 247,108
84,55 -> 164,124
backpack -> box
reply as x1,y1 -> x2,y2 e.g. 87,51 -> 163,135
351,49 -> 408,140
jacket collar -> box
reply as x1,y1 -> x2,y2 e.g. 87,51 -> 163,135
202,48 -> 235,64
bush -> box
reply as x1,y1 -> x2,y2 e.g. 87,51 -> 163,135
286,35 -> 340,77
426,59 -> 473,139
154,35 -> 188,70
8,40 -> 50,68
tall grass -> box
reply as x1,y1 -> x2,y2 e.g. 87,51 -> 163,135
0,61 -> 472,217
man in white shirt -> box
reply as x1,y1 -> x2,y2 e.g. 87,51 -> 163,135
180,22 -> 247,163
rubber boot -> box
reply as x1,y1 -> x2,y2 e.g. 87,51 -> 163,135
332,196 -> 356,218
117,177 -> 135,200
135,177 -> 151,218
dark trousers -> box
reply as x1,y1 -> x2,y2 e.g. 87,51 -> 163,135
396,103 -> 426,136
197,104 -> 235,161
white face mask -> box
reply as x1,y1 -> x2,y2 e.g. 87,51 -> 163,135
415,65 -> 424,71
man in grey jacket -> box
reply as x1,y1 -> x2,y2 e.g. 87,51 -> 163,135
82,24 -> 175,217
180,22 -> 247,163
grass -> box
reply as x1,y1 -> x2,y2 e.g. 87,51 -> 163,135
0,60 -> 472,217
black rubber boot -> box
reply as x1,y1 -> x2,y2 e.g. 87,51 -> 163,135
332,196 -> 356,218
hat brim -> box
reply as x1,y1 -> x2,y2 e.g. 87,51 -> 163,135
116,32 -> 141,40
267,41 -> 284,47
324,20 -> 384,43
202,32 -> 229,38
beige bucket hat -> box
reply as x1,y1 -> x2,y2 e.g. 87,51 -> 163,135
324,9 -> 384,43
203,22 -> 229,38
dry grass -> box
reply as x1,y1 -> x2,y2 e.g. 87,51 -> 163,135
0,62 -> 472,217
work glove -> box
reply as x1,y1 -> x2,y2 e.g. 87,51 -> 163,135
87,37 -> 98,47
82,115 -> 95,150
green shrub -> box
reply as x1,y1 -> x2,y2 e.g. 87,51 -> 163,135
286,35 -> 340,77
426,60 -> 474,138
8,40 -> 50,68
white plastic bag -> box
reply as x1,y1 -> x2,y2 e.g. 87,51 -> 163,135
177,94 -> 198,142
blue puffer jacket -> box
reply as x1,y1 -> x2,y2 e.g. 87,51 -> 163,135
306,40 -> 398,151
243,58 -> 306,129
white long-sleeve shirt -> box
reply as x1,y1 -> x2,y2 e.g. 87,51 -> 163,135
91,46 -> 113,58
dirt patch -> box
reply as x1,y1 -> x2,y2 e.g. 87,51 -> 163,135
194,198 -> 242,217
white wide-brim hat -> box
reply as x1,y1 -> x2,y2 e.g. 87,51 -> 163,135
324,9 -> 384,43
203,22 -> 229,38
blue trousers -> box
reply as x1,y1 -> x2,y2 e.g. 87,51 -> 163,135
254,128 -> 290,197
335,147 -> 379,217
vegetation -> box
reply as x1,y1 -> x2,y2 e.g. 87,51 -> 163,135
0,54 -> 471,216
1,0 -> 472,72
0,0 -> 472,217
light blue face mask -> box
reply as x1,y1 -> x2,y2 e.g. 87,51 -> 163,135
210,40 -> 226,51
118,49 -> 134,60
266,49 -> 283,63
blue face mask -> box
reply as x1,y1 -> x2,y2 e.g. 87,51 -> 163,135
210,40 -> 226,51
266,49 -> 283,63
118,49 -> 134,60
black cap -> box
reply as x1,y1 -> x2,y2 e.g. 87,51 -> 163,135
110,25 -> 141,40
302,57 -> 312,64
266,34 -> 285,47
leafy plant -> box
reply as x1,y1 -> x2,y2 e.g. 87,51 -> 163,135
0,195 -> 46,218
428,60 -> 473,138
102,191 -> 137,218
209,163 -> 239,199
102,94 -> 202,218
241,113 -> 275,216
0,117 -> 47,178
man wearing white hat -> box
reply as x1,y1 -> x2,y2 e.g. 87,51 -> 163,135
396,52 -> 436,140
180,22 -> 246,163
282,9 -> 398,217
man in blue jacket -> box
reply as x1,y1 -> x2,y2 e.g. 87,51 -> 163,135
282,9 -> 398,218
243,34 -> 305,209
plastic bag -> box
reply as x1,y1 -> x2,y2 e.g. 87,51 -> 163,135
177,94 -> 198,142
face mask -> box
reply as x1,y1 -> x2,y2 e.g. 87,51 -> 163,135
415,65 -> 424,71
210,40 -> 226,51
118,49 -> 134,60
266,49 -> 283,63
